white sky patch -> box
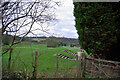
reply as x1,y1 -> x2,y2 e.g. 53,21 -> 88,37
2,0 -> 78,39
28,0 -> 78,38
61,28 -> 70,32
50,0 -> 78,38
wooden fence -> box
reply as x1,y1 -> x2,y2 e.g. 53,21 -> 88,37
6,49 -> 39,78
77,53 -> 120,78
5,49 -> 120,78
56,50 -> 120,78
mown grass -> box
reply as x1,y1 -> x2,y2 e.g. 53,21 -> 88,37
32,38 -> 46,42
2,42 -> 80,74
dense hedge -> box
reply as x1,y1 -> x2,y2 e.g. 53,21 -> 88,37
74,2 -> 120,60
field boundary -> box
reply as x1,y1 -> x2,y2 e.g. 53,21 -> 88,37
82,53 -> 120,78
57,50 -> 120,78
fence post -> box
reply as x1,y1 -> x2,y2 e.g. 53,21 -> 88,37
76,55 -> 79,77
57,54 -> 59,73
55,54 -> 59,78
81,53 -> 86,77
8,48 -> 13,71
33,51 -> 38,78
90,55 -> 94,76
35,51 -> 38,78
76,52 -> 82,78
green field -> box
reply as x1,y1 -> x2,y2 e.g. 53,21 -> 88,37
2,42 -> 80,77
32,38 -> 46,42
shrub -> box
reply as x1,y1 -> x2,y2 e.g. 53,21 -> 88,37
2,33 -> 12,45
70,44 -> 75,47
58,42 -> 67,47
47,38 -> 58,47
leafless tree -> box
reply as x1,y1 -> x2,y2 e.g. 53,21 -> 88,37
0,0 -> 60,56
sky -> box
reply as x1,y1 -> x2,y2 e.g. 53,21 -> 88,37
0,0 -> 79,39
54,0 -> 78,38
27,0 -> 79,39
49,0 -> 78,38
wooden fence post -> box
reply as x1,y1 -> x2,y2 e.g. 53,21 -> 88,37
81,53 -> 86,77
35,51 -> 38,78
79,53 -> 82,78
90,55 -> 94,76
8,48 -> 13,71
57,54 -> 59,73
76,52 -> 82,78
33,51 -> 38,78
76,55 -> 79,77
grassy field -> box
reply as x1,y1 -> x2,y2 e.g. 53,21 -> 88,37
2,42 -> 80,76
32,38 -> 46,42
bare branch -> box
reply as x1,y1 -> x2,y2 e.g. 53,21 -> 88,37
1,0 -> 59,55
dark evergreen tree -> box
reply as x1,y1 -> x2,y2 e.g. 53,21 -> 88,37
74,2 -> 120,61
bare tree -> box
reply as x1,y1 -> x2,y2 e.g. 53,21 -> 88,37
0,0 -> 60,56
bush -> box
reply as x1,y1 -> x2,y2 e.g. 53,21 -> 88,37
2,71 -> 28,79
2,33 -> 12,45
70,44 -> 75,47
47,38 -> 58,47
58,42 -> 67,47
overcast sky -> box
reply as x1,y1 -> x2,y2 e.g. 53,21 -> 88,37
27,0 -> 79,39
1,0 -> 79,39
50,0 -> 78,38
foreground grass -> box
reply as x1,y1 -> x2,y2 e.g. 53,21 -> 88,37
2,42 -> 80,75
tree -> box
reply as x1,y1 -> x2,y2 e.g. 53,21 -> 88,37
47,37 -> 58,47
0,0 -> 59,56
2,31 -> 12,45
0,29 -> 1,48
74,2 -> 120,60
